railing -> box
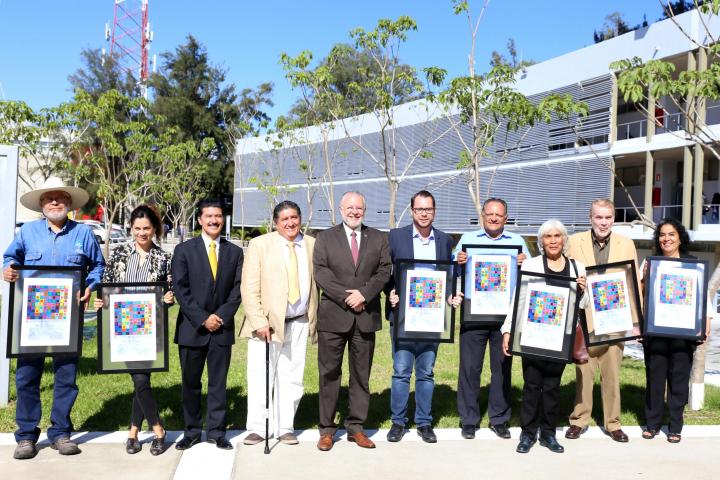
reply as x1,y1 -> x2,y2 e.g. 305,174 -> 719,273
616,112 -> 685,140
615,204 -> 720,225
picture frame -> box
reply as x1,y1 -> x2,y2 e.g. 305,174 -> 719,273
582,260 -> 643,346
460,244 -> 522,326
97,282 -> 169,373
6,265 -> 85,358
643,256 -> 708,341
508,270 -> 580,363
393,259 -> 456,344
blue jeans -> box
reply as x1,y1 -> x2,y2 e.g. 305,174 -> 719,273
15,356 -> 79,443
390,341 -> 438,427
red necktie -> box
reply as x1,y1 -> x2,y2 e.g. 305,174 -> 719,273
351,231 -> 359,266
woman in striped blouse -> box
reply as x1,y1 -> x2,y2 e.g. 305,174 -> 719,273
94,205 -> 173,455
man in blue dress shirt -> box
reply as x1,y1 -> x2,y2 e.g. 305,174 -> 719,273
3,177 -> 105,460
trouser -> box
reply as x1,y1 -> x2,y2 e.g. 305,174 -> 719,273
318,322 -> 375,435
390,339 -> 438,427
457,325 -> 512,426
520,357 -> 566,439
644,337 -> 695,434
130,372 -> 161,428
15,355 -> 79,443
246,317 -> 309,437
569,342 -> 624,431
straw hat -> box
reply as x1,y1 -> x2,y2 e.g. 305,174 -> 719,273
20,177 -> 90,213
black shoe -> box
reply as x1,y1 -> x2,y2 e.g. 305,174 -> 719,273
539,435 -> 564,453
516,434 -> 536,454
150,435 -> 166,456
489,422 -> 511,439
175,436 -> 200,450
125,437 -> 141,454
461,425 -> 476,439
417,425 -> 437,443
208,437 -> 233,450
386,424 -> 405,442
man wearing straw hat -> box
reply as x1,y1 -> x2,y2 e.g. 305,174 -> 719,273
3,177 -> 105,460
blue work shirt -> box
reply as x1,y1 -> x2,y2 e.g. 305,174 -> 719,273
412,226 -> 436,261
452,228 -> 530,259
3,218 -> 106,290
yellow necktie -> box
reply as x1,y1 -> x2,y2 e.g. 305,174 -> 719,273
287,241 -> 300,304
208,241 -> 218,280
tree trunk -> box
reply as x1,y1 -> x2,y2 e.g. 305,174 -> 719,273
689,342 -> 706,410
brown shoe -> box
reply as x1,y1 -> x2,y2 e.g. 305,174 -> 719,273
608,429 -> 629,443
317,433 -> 334,451
347,431 -> 376,449
243,433 -> 265,445
278,432 -> 299,445
564,425 -> 586,439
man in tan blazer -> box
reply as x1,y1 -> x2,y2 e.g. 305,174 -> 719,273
240,201 -> 318,446
565,198 -> 638,443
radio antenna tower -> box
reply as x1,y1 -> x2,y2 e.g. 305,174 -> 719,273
104,0 -> 155,98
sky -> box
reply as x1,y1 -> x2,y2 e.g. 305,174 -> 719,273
0,0 -> 673,123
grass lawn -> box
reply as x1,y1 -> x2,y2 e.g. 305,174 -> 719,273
1,303 -> 719,432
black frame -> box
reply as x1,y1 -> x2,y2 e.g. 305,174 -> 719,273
460,244 -> 522,326
393,259 -> 456,344
583,260 -> 643,346
6,265 -> 85,358
97,282 -> 170,373
509,270 -> 580,363
643,256 -> 708,341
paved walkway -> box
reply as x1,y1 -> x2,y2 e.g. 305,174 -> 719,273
1,426 -> 720,479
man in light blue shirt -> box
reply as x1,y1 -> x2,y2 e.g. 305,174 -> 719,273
3,178 -> 105,460
454,197 -> 529,440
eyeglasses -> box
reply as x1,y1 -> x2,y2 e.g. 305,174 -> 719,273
412,208 -> 435,214
343,206 -> 365,212
40,193 -> 71,204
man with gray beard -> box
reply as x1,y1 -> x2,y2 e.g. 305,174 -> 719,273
3,177 -> 105,460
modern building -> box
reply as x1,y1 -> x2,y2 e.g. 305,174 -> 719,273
233,10 -> 720,260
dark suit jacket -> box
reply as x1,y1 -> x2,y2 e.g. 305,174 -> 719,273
313,224 -> 392,333
385,224 -> 455,319
172,236 -> 243,347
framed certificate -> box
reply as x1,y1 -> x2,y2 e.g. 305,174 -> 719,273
643,256 -> 708,341
6,265 -> 85,358
583,260 -> 642,346
509,270 -> 580,363
460,244 -> 521,326
97,282 -> 169,373
393,259 -> 456,343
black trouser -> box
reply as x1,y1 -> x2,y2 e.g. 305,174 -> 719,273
457,325 -> 512,426
520,357 -> 565,439
643,337 -> 695,434
130,373 -> 160,429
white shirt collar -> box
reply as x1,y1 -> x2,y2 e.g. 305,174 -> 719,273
201,233 -> 220,248
343,223 -> 362,237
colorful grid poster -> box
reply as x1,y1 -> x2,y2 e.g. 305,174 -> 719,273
653,265 -> 697,329
109,293 -> 157,362
587,271 -> 634,335
469,254 -> 513,315
20,277 -> 74,347
404,269 -> 446,332
519,283 -> 570,352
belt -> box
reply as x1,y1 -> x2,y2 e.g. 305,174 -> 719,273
285,313 -> 306,323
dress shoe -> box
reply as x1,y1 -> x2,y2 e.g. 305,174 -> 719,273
317,433 -> 334,451
539,435 -> 564,453
278,433 -> 299,445
608,429 -> 629,443
208,437 -> 233,450
347,431 -> 376,449
149,435 -> 166,456
564,425 -> 586,439
125,437 -> 142,454
175,436 -> 200,450
386,424 -> 405,442
417,425 -> 437,443
13,440 -> 38,460
461,425 -> 476,439
51,437 -> 81,455
243,433 -> 265,445
489,422 -> 511,439
516,434 -> 536,453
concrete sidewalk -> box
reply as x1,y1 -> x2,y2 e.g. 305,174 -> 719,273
1,427 -> 720,480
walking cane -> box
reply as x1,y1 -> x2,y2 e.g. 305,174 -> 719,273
264,336 -> 270,454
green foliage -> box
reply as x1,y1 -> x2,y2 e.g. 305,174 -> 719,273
68,48 -> 140,100
490,38 -> 536,69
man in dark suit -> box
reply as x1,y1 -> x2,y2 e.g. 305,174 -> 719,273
385,190 -> 462,444
314,191 -> 392,451
172,200 -> 243,451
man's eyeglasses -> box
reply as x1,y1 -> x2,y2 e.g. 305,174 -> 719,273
412,208 -> 435,214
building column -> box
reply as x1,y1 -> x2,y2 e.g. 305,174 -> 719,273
692,48 -> 708,228
644,151 -> 654,226
610,73 -> 618,144
682,146 -> 694,228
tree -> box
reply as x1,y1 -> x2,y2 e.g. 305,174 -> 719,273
490,38 -> 535,69
593,12 -> 648,43
661,1 -> 697,18
68,48 -> 140,100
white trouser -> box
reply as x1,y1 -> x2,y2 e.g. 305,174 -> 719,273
246,316 -> 309,437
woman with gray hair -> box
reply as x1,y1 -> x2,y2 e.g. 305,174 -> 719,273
501,219 -> 588,454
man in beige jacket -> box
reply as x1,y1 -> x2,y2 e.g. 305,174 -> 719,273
240,201 -> 318,445
565,199 -> 638,443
